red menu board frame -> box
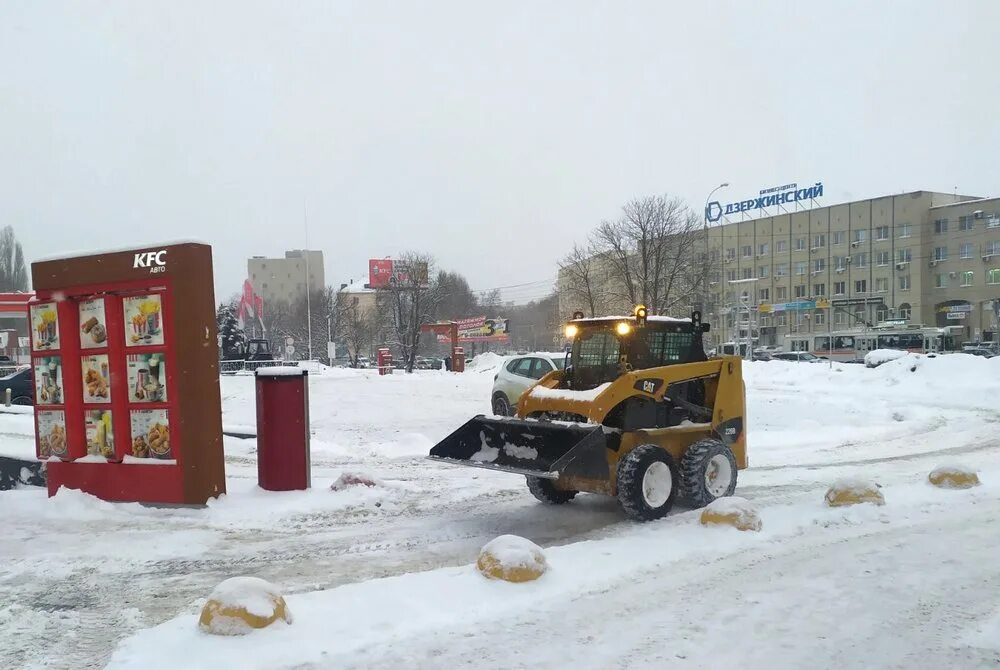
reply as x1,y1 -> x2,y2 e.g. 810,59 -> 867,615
29,243 -> 225,504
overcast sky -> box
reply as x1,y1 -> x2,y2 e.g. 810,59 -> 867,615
2,1 -> 998,304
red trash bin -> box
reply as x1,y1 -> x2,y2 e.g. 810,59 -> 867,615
255,367 -> 311,491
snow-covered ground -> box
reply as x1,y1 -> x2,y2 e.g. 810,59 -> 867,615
3,354 -> 1000,669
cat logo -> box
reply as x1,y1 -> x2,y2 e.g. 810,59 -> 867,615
642,380 -> 656,394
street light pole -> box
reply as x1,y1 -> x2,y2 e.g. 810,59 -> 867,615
704,182 -> 729,347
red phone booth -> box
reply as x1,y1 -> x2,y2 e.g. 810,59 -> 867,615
29,243 -> 225,505
377,347 -> 393,375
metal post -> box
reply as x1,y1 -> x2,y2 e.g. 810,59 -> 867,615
704,182 -> 729,328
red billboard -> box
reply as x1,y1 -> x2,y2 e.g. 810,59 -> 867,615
368,259 -> 429,289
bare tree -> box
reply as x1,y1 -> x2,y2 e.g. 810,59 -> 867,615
592,195 -> 703,315
376,252 -> 436,373
558,242 -> 605,316
0,226 -> 28,292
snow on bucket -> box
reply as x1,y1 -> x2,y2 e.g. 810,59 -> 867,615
928,464 -> 980,490
699,496 -> 762,532
824,478 -> 885,507
477,535 -> 547,583
198,577 -> 292,636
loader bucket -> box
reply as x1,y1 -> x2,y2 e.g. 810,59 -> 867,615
429,416 -> 614,481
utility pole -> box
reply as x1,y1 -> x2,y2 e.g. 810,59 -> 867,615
303,206 -> 313,361
704,182 -> 729,347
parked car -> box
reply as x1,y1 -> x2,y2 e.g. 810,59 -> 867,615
772,351 -> 824,363
491,352 -> 566,416
961,348 -> 995,359
0,367 -> 33,405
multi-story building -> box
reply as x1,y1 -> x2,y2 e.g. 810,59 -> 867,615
705,190 -> 1000,348
247,250 -> 325,308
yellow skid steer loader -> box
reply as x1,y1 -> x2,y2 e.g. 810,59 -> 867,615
429,307 -> 747,521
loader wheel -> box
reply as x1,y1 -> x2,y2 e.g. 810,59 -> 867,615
492,393 -> 512,416
680,438 -> 738,508
526,476 -> 577,504
616,445 -> 679,521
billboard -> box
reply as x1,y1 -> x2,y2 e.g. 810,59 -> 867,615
437,317 -> 510,343
368,259 -> 429,288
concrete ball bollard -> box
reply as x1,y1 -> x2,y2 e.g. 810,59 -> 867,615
477,535 -> 547,583
928,464 -> 980,490
198,577 -> 292,636
825,478 -> 885,507
699,496 -> 762,531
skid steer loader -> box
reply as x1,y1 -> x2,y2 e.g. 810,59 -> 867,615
429,306 -> 747,521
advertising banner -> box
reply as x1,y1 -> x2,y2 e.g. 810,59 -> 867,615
437,317 -> 510,343
368,259 -> 430,288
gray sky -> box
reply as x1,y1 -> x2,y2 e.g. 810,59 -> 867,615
2,1 -> 998,305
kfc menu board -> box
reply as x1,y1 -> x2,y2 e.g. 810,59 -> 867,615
81,354 -> 111,403
34,356 -> 64,405
130,409 -> 171,459
37,410 -> 67,459
85,409 -> 115,459
79,298 -> 109,349
124,294 -> 163,346
31,302 -> 59,351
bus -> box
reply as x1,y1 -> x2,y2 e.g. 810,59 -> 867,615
784,326 -> 960,363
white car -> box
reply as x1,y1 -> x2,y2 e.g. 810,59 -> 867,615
491,352 -> 567,416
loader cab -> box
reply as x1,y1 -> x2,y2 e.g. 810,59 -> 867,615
563,310 -> 709,390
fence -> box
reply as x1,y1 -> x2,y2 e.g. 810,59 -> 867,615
219,360 -> 300,375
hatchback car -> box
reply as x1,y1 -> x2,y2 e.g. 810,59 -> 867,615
0,367 -> 33,405
491,352 -> 566,416
772,351 -> 823,363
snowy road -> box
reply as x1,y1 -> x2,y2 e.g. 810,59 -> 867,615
3,355 -> 1000,669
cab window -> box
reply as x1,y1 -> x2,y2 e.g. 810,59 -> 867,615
507,358 -> 534,377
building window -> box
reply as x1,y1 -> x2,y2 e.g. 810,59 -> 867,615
935,273 -> 948,289
855,279 -> 867,293
758,265 -> 770,278
875,225 -> 889,240
899,303 -> 912,319
794,285 -> 807,298
813,258 -> 826,273
726,248 -> 736,260
834,310 -> 846,326
855,252 -> 867,268
899,223 -> 912,238
988,214 -> 1000,229
960,243 -> 973,259
263,282 -> 268,288
987,241 -> 1000,256
853,229 -> 867,243
834,256 -> 847,271
741,268 -> 752,279
832,231 -> 845,245
727,270 -> 737,282
759,288 -> 770,301
795,261 -> 807,276
813,234 -> 826,249
960,271 -> 974,287
814,310 -> 826,326
898,275 -> 911,291
897,248 -> 912,263
813,283 -> 826,297
834,281 -> 846,295
777,313 -> 787,326
988,269 -> 1000,285
959,215 -> 974,231
876,305 -> 889,322
742,245 -> 752,258
875,277 -> 888,293
776,286 -> 788,300
934,218 -> 949,234
252,273 -> 257,280
775,263 -> 788,277
933,246 -> 948,261
710,250 -> 720,262
795,238 -> 806,251
876,251 -> 890,266
776,240 -> 787,253
759,242 -> 769,256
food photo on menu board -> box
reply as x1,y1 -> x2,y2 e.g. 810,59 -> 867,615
123,294 -> 164,346
34,356 -> 64,405
37,410 -> 67,459
130,409 -> 170,459
30,303 -> 59,350
81,354 -> 111,402
79,297 -> 108,348
85,409 -> 115,459
127,353 -> 167,403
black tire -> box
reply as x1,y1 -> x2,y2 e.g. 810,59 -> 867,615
616,444 -> 680,521
492,392 -> 512,416
680,438 -> 738,508
526,476 -> 577,504
12,396 -> 31,406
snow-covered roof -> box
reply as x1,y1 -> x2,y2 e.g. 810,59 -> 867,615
338,277 -> 376,294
